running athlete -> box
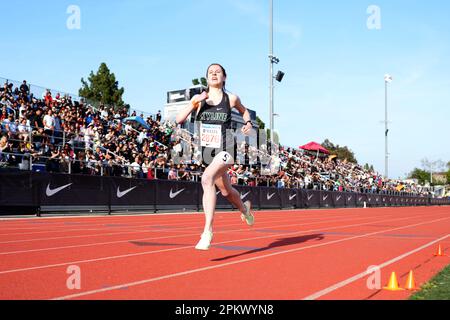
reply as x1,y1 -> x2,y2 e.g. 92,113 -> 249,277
176,63 -> 255,250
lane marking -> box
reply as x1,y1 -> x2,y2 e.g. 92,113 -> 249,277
0,209 -> 387,245
303,233 -> 450,300
0,215 -> 378,255
51,216 -> 450,300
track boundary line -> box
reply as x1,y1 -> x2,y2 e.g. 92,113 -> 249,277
0,208 -> 404,245
302,234 -> 450,300
0,212 -> 443,275
0,209 -> 380,236
0,215 -> 380,255
50,216 -> 450,300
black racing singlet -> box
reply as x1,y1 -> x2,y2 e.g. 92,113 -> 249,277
195,92 -> 236,165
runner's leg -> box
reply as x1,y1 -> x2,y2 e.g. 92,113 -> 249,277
215,172 -> 246,213
200,158 -> 230,234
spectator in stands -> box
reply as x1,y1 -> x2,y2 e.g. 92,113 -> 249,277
17,117 -> 31,143
45,144 -> 61,173
156,110 -> 162,122
20,81 -> 29,95
168,166 -> 178,180
43,108 -> 55,143
130,156 -> 143,179
44,90 -> 53,106
2,115 -> 16,138
0,135 -> 11,162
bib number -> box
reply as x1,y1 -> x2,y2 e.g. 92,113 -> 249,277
200,123 -> 222,149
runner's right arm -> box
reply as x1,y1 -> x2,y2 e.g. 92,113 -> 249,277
176,92 -> 208,124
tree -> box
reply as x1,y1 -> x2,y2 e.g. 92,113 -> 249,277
409,168 -> 430,185
322,139 -> 357,163
79,63 -> 125,109
192,77 -> 207,87
446,169 -> 450,184
256,116 -> 265,130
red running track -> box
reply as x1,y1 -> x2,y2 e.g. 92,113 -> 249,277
0,206 -> 448,300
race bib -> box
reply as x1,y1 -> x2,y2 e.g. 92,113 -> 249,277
200,123 -> 222,149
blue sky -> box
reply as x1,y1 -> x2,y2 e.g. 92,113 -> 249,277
1,0 -> 449,179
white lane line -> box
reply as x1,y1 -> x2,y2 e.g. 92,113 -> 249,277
0,215 -> 392,274
0,210 -> 383,245
0,209 -> 372,234
51,216 -> 450,300
0,215 -> 377,255
303,234 -> 450,300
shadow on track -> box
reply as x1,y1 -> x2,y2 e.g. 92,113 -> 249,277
211,233 -> 325,262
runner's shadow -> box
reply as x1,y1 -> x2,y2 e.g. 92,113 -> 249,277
211,234 -> 325,262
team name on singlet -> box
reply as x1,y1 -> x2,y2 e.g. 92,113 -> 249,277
198,112 -> 228,122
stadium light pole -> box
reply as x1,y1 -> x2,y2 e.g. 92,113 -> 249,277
269,0 -> 284,150
269,0 -> 274,149
384,74 -> 393,180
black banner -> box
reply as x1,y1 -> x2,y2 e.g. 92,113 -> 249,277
0,171 -> 36,207
109,177 -> 156,209
356,194 -> 368,207
259,187 -> 282,209
332,192 -> 346,208
234,185 -> 260,210
345,193 -> 357,208
280,189 -> 301,209
303,190 -> 321,208
38,173 -> 109,207
0,172 -> 447,215
320,191 -> 333,208
156,180 -> 199,211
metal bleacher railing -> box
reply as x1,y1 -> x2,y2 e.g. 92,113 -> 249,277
0,77 -> 158,124
0,77 -> 436,197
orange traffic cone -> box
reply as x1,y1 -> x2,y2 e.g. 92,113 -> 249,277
383,272 -> 404,291
434,245 -> 444,257
404,270 -> 417,291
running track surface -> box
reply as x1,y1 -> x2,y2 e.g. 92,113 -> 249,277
0,206 -> 449,300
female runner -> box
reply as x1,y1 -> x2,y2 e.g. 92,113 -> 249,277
176,63 -> 255,250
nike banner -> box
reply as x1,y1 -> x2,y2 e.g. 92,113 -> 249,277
0,172 -> 445,215
332,192 -> 346,207
303,190 -> 321,208
155,180 -> 200,211
259,187 -> 281,209
280,189 -> 302,209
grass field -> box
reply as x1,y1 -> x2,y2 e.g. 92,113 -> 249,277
410,264 -> 450,300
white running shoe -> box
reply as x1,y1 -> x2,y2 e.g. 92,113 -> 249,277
195,231 -> 213,250
241,201 -> 255,226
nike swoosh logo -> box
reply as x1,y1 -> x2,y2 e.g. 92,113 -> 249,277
46,183 -> 73,197
216,191 -> 221,195
289,194 -> 297,201
323,195 -> 329,201
117,186 -> 137,198
240,191 -> 251,200
358,197 -> 363,202
169,188 -> 186,199
307,195 -> 314,201
267,193 -> 276,200
336,196 -> 342,201
347,197 -> 352,201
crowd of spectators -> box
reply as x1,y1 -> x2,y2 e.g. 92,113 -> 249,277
0,79 -> 428,196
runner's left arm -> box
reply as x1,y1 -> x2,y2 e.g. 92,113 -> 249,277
232,95 -> 252,135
